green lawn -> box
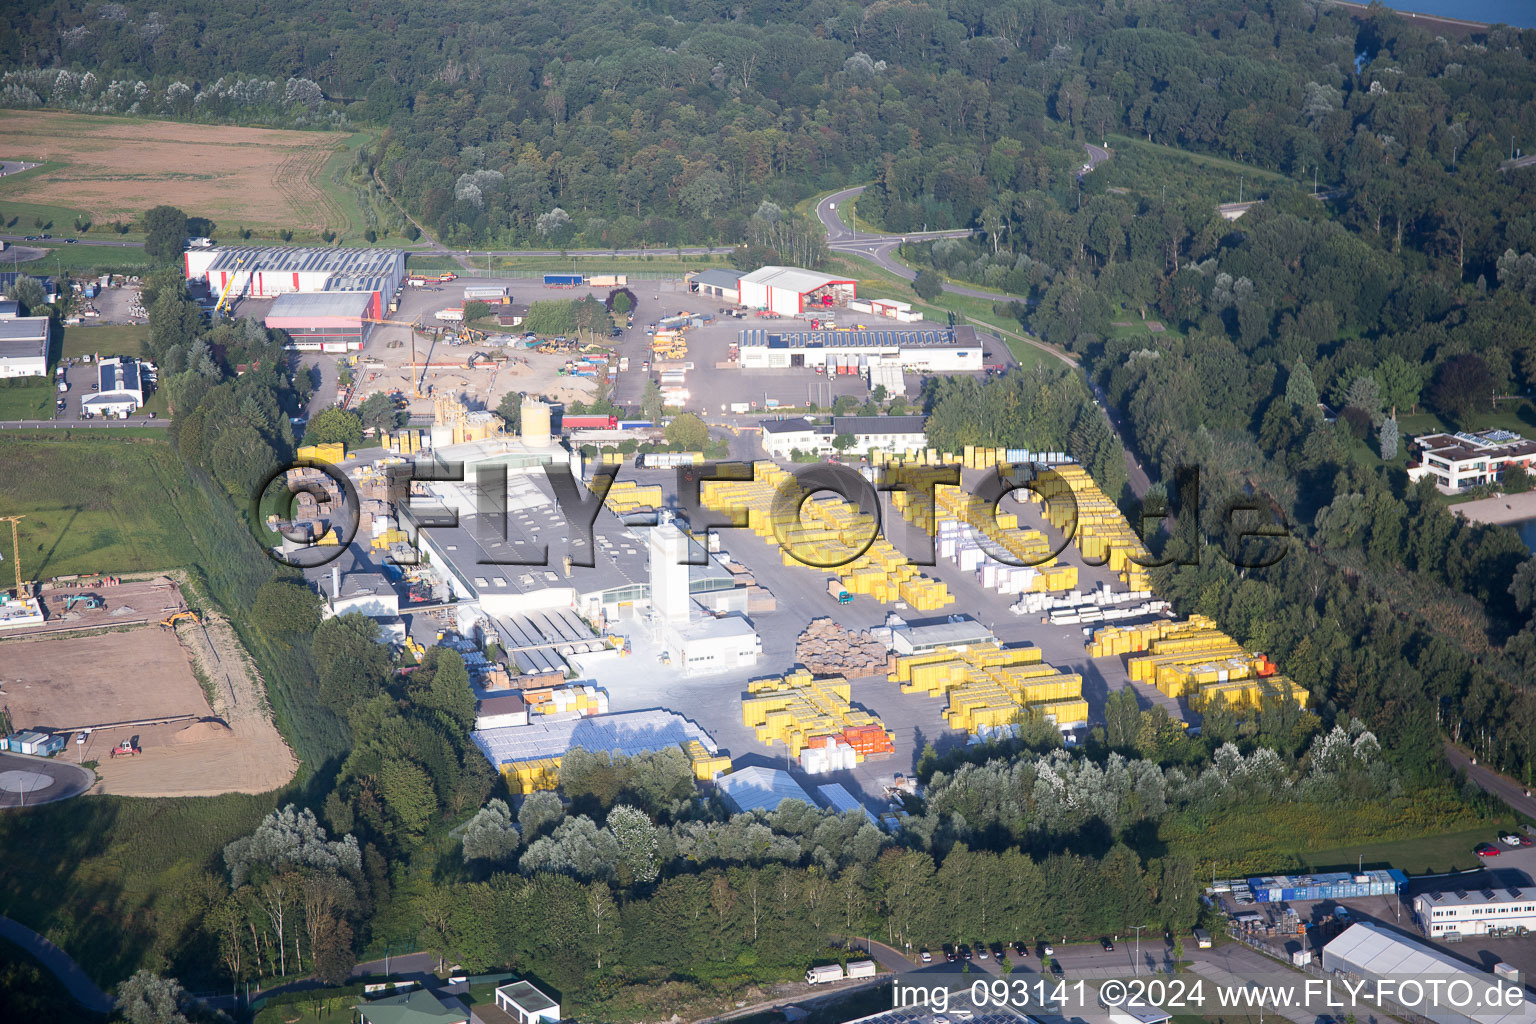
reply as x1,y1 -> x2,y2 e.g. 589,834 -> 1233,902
255,991 -> 358,1024
0,433 -> 213,576
0,381 -> 52,420
1304,825 -> 1508,876
59,324 -> 149,361
1398,403 -> 1536,438
12,242 -> 151,275
0,174 -> 108,238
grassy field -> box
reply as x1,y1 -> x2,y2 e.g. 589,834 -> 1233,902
1102,134 -> 1294,204
0,433 -> 215,576
0,110 -> 365,235
8,242 -> 151,276
1305,826 -> 1506,875
0,381 -> 53,419
59,324 -> 150,361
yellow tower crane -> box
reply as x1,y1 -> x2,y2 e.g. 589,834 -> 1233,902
363,317 -> 430,397
0,514 -> 25,595
213,257 -> 247,315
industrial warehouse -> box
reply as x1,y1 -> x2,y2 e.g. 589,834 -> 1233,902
736,326 -> 984,373
182,245 -> 406,350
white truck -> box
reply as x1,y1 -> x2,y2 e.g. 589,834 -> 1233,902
846,960 -> 877,979
805,964 -> 845,985
435,307 -> 464,323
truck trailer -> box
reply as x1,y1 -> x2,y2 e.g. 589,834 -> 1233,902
845,960 -> 877,980
544,274 -> 583,287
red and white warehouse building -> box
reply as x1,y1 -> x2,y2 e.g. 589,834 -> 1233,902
184,245 -> 405,352
737,266 -> 857,316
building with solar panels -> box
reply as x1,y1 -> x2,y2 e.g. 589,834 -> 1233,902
738,325 -> 983,374
183,246 -> 404,350
80,356 -> 144,418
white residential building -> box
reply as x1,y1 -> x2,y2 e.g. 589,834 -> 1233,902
1407,430 -> 1536,491
830,415 -> 928,455
759,417 -> 825,458
1415,885 -> 1536,938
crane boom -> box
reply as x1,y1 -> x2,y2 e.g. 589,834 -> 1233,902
0,515 -> 25,594
213,257 -> 246,315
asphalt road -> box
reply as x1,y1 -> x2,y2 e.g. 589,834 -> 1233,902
0,751 -> 95,808
1445,741 -> 1536,817
0,914 -> 113,1013
0,419 -> 168,429
0,233 -> 143,249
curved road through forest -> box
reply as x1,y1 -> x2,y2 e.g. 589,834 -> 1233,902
0,915 -> 114,1013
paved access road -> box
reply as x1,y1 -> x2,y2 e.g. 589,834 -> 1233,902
1444,741 -> 1536,818
0,233 -> 144,249
0,915 -> 114,1013
0,751 -> 95,808
0,419 -> 168,430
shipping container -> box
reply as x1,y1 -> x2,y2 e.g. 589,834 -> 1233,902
544,274 -> 583,287
1248,869 -> 1407,902
562,414 -> 619,430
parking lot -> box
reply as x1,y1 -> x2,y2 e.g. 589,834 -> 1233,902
49,356 -> 158,423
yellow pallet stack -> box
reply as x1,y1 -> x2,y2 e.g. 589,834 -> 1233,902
740,670 -> 894,759
370,528 -> 409,551
1087,616 -> 1214,658
297,442 -> 347,463
604,481 -> 665,515
1120,617 -> 1307,709
502,757 -> 561,795
682,739 -> 732,780
1027,464 -> 1151,591
888,642 -> 1088,735
700,462 -> 951,609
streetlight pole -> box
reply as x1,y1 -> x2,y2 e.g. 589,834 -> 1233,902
1131,924 -> 1147,976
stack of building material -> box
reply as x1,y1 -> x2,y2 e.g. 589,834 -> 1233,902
297,441 -> 347,463
1114,617 -> 1308,710
700,461 -> 951,609
888,642 -> 1089,735
1026,464 -> 1151,591
682,739 -> 732,780
740,670 -> 894,760
473,708 -> 722,794
603,481 -> 664,516
795,618 -> 888,677
520,683 -> 610,718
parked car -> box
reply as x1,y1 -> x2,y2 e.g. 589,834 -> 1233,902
1013,942 -> 1027,957
1500,833 -> 1525,847
1042,943 -> 1055,956
920,949 -> 932,963
1101,938 -> 1115,951
944,946 -> 957,962
1476,842 -> 1502,857
1050,961 -> 1064,976
977,944 -> 989,960
961,945 -> 973,961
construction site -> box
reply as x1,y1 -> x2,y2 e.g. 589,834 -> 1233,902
0,512 -> 296,797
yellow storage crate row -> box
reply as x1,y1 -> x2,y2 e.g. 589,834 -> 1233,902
297,442 -> 348,463
370,528 -> 409,550
1024,464 -> 1151,590
604,481 -> 665,513
701,462 -> 952,610
502,757 -> 561,795
682,739 -> 732,780
741,670 -> 893,759
888,642 -> 1086,734
383,429 -> 426,454
1088,614 -> 1218,656
1115,617 -> 1304,709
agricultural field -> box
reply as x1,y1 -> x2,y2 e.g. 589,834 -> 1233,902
0,110 -> 364,236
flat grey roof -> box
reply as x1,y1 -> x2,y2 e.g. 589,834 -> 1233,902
693,269 -> 746,289
760,417 -> 814,434
0,315 -> 49,356
717,765 -> 814,814
0,299 -> 19,318
97,357 -> 140,395
268,291 -> 375,318
1418,886 -> 1536,908
497,981 -> 557,1014
832,415 -> 926,435
413,472 -> 647,602
740,265 -> 854,293
896,617 -> 997,648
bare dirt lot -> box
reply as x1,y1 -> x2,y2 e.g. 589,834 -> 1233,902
0,109 -> 354,232
0,619 -> 297,797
